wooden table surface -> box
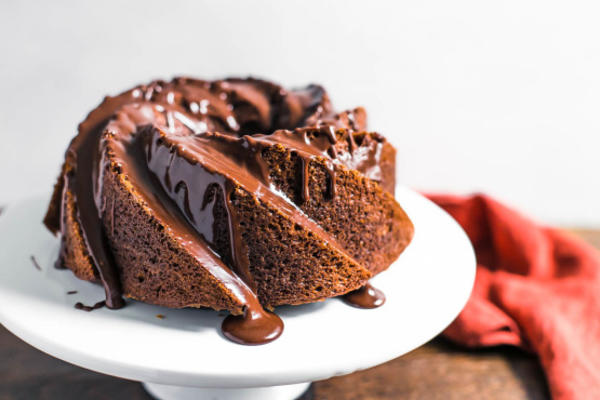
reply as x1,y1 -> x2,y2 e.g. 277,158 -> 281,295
1,229 -> 598,400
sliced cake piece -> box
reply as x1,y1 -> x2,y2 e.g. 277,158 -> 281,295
244,127 -> 413,275
137,124 -> 372,307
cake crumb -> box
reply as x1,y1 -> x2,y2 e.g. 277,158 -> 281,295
156,314 -> 165,319
30,255 -> 42,271
67,290 -> 78,295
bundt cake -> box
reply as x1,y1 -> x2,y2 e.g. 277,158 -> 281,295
43,77 -> 414,344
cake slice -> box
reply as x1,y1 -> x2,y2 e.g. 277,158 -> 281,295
136,124 -> 373,307
253,127 -> 412,275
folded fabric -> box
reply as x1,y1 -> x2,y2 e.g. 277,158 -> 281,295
427,194 -> 600,400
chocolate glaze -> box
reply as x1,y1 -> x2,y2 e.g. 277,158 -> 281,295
75,300 -> 106,312
73,114 -> 125,310
342,283 -> 386,309
50,77 -> 390,345
222,307 -> 284,345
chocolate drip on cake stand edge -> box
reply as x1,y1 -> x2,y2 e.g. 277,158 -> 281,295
342,283 -> 386,309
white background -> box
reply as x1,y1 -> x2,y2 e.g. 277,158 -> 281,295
1,0 -> 598,226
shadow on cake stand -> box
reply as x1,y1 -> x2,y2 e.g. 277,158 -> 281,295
0,188 -> 476,400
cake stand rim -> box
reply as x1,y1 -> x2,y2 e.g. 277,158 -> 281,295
0,186 -> 476,388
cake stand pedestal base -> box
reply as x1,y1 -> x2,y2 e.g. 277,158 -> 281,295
143,381 -> 311,400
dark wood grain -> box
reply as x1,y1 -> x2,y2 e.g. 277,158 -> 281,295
305,340 -> 550,400
1,229 -> 598,400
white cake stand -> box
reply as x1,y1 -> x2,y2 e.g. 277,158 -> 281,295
0,187 -> 475,400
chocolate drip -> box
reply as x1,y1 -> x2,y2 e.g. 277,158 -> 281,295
73,120 -> 124,309
54,254 -> 66,270
342,283 -> 386,309
49,77 -> 390,345
222,181 -> 255,289
298,155 -> 311,203
222,307 -> 284,345
59,91 -> 146,310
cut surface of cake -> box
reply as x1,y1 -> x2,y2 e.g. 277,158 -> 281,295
43,77 -> 414,344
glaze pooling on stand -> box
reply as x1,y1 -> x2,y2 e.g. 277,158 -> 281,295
342,283 -> 386,309
222,306 -> 284,345
45,77 -> 391,345
75,300 -> 106,312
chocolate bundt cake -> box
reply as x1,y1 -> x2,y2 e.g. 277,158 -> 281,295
44,77 -> 414,344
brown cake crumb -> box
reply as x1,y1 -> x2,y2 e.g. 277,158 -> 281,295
30,255 -> 41,271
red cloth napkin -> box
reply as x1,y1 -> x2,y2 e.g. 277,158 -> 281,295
427,194 -> 600,400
